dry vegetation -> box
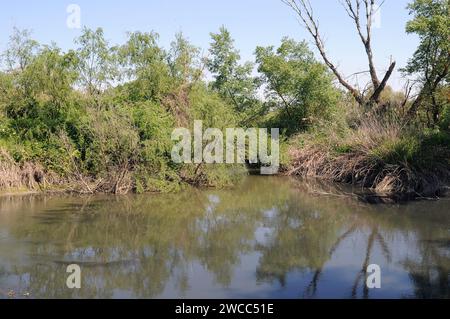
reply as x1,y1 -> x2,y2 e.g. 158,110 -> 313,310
286,114 -> 450,200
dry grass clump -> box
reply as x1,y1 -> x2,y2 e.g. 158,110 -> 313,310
0,148 -> 54,192
286,114 -> 450,200
0,149 -> 22,190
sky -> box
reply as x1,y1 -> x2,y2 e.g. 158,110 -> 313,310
0,0 -> 418,90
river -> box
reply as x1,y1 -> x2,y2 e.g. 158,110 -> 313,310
0,176 -> 449,299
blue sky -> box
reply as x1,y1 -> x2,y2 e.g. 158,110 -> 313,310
0,0 -> 418,90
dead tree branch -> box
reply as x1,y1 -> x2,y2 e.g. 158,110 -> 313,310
283,0 -> 395,107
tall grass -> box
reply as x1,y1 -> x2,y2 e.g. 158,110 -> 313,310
286,112 -> 450,199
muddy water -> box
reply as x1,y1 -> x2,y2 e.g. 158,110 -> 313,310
0,176 -> 449,299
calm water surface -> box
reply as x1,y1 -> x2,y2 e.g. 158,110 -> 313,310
0,176 -> 449,299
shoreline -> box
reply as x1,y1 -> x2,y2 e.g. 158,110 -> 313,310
1,171 -> 449,203
0,189 -> 40,197
284,146 -> 450,202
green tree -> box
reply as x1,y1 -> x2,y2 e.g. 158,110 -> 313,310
168,32 -> 202,86
118,31 -> 171,102
75,27 -> 118,97
0,35 -> 83,172
2,27 -> 38,72
207,26 -> 259,114
403,0 -> 450,126
256,38 -> 339,134
3,44 -> 79,138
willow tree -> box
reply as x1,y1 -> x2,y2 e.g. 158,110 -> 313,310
75,27 -> 118,98
283,0 -> 396,108
2,27 -> 38,72
206,26 -> 259,113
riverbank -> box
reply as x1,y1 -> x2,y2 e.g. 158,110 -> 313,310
2,111 -> 449,202
2,145 -> 449,202
284,116 -> 450,201
285,147 -> 450,201
0,146 -> 244,196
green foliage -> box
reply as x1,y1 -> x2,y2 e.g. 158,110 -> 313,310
75,27 -> 118,96
82,108 -> 139,175
403,0 -> 450,126
404,0 -> 449,78
207,26 -> 240,91
441,103 -> 450,130
2,27 -> 38,71
370,129 -> 450,169
189,83 -> 238,129
255,38 -> 340,135
130,102 -> 181,192
168,32 -> 202,85
0,27 -> 255,193
436,87 -> 450,130
370,135 -> 421,164
118,31 -> 172,102
0,35 -> 85,174
207,27 -> 260,116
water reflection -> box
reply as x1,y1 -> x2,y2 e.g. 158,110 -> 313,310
0,177 -> 449,299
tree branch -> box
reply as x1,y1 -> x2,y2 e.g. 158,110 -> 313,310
342,0 -> 380,89
283,0 -> 364,105
285,0 -> 395,108
369,60 -> 396,104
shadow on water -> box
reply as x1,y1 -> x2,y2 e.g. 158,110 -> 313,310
0,176 -> 449,299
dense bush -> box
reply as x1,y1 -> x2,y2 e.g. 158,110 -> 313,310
0,16 -> 448,197
0,28 -> 248,193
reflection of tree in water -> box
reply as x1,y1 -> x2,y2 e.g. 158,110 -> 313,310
255,198 -> 349,287
402,226 -> 450,298
303,223 -> 359,298
348,227 -> 392,299
398,200 -> 450,299
321,195 -> 448,300
0,177 -> 449,298
253,190 -> 394,299
254,180 -> 449,299
404,255 -> 449,298
0,177 -> 291,298
306,225 -> 392,299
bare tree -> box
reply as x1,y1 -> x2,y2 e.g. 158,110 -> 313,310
282,0 -> 396,107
